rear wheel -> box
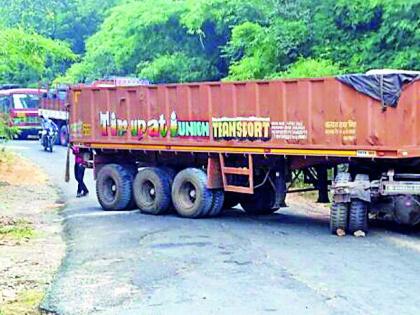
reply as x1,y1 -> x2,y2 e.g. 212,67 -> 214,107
349,200 -> 368,234
208,190 -> 225,217
330,172 -> 351,234
96,164 -> 133,211
330,202 -> 348,234
124,165 -> 138,210
241,184 -> 278,215
172,168 -> 213,218
349,174 -> 370,234
133,167 -> 172,215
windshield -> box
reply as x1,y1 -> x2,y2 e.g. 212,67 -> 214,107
12,94 -> 40,109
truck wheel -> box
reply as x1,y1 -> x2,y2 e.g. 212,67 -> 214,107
124,165 -> 138,210
172,168 -> 213,218
59,125 -> 69,146
349,200 -> 368,234
208,190 -> 225,217
160,166 -> 177,183
133,167 -> 172,215
223,192 -> 239,209
240,186 -> 277,215
330,202 -> 348,234
96,164 -> 133,211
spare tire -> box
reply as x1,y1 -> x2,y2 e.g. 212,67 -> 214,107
96,164 -> 133,211
133,167 -> 172,215
172,168 -> 213,218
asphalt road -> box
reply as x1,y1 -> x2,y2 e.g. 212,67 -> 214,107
7,141 -> 420,315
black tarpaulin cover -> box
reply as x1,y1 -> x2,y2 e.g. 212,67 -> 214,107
337,72 -> 420,107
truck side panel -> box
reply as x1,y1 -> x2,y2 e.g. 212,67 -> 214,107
70,78 -> 420,159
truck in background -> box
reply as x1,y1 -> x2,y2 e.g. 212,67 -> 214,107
40,87 -> 70,146
40,77 -> 149,146
0,87 -> 45,139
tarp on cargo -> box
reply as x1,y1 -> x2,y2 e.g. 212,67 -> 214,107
337,72 -> 420,108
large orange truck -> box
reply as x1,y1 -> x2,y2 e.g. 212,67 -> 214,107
68,71 -> 420,235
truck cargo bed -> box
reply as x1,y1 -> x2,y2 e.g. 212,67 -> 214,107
70,75 -> 420,159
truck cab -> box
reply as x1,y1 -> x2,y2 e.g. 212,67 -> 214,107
0,88 -> 45,139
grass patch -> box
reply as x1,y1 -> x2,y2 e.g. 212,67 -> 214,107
0,289 -> 44,315
0,219 -> 35,240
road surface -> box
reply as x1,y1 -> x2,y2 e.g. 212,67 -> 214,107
7,141 -> 420,315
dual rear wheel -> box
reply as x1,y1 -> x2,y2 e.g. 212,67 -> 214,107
330,173 -> 369,235
96,165 -> 225,218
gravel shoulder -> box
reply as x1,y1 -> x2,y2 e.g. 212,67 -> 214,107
0,148 -> 65,315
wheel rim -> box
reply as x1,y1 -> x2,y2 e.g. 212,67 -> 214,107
140,180 -> 156,205
179,181 -> 197,209
103,177 -> 117,202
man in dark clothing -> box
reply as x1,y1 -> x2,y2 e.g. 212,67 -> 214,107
73,147 -> 89,198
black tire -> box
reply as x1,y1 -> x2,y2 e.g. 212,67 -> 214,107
223,192 -> 239,209
124,165 -> 138,210
172,168 -> 213,218
330,202 -> 348,234
349,200 -> 368,234
160,167 -> 177,183
240,185 -> 278,215
59,125 -> 69,146
96,164 -> 133,211
133,167 -> 172,215
208,190 -> 225,217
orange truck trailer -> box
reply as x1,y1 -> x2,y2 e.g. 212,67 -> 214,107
69,71 -> 420,234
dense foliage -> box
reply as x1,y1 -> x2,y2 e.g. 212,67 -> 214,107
0,0 -> 419,85
0,28 -> 76,85
0,115 -> 19,141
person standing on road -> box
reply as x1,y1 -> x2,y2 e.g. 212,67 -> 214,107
72,146 -> 89,198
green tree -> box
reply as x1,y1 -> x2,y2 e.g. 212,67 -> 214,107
60,0 -> 270,83
0,28 -> 76,85
0,0 -> 119,53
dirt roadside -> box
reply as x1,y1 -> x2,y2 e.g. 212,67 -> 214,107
0,148 -> 65,315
